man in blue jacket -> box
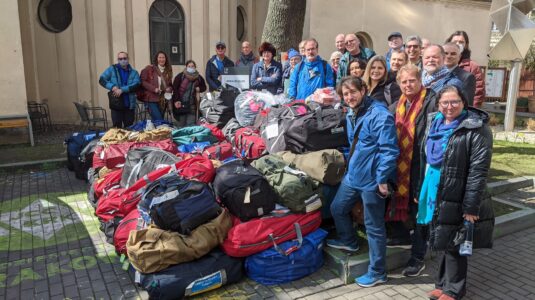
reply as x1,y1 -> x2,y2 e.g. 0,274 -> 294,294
205,41 -> 235,91
328,76 -> 399,288
99,51 -> 141,128
287,38 -> 334,100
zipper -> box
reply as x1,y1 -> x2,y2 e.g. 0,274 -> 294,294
237,217 -> 319,249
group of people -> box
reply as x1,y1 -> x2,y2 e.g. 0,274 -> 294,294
98,29 -> 494,300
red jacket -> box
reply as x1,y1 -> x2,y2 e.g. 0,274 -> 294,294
140,65 -> 173,103
459,59 -> 485,108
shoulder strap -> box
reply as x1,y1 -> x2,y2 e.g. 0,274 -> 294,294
322,60 -> 328,88
348,122 -> 363,160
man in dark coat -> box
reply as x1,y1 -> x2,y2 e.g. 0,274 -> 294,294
205,41 -> 235,91
235,41 -> 259,67
443,42 -> 476,106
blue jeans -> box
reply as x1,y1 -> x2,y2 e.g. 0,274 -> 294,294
145,102 -> 163,121
330,182 -> 387,275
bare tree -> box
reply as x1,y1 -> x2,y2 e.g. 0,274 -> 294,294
261,0 -> 307,53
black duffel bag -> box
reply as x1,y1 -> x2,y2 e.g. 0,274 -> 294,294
284,106 -> 348,154
199,85 -> 240,128
213,159 -> 277,221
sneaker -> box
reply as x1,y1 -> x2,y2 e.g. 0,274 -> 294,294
386,238 -> 412,249
355,272 -> 387,287
326,239 -> 359,252
402,260 -> 425,277
428,289 -> 443,300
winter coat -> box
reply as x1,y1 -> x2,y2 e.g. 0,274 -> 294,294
205,55 -> 235,91
344,96 -> 399,192
368,74 -> 402,106
451,66 -> 476,107
99,64 -> 141,110
140,65 -> 173,103
337,47 -> 377,83
250,60 -> 283,94
459,59 -> 485,108
235,54 -> 259,67
171,71 -> 207,113
288,56 -> 334,100
422,108 -> 494,251
389,88 -> 437,201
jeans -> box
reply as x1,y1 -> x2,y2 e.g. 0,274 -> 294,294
111,109 -> 135,128
146,102 -> 163,121
330,182 -> 387,275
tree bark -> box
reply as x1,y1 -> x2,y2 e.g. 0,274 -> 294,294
261,0 -> 307,54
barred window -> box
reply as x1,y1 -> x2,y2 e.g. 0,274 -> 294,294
149,0 -> 185,65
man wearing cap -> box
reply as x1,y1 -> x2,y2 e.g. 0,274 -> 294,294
385,32 -> 404,71
205,41 -> 235,91
235,41 -> 259,67
282,48 -> 302,95
337,33 -> 376,84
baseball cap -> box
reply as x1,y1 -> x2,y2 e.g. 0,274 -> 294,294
388,32 -> 403,41
216,41 -> 226,48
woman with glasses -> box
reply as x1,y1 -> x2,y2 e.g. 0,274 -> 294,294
362,55 -> 401,106
419,85 -> 494,300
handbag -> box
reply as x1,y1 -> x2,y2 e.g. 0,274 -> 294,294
108,91 -> 125,110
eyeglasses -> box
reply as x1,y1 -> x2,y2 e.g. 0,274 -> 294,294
438,100 -> 462,108
216,46 -> 226,50
345,39 -> 357,45
406,44 -> 420,49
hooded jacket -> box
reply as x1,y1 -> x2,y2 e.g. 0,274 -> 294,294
287,56 -> 334,100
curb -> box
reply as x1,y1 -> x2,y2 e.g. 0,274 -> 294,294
488,177 -> 534,196
0,158 -> 67,169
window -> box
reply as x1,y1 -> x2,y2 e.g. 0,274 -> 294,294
38,0 -> 72,33
149,0 -> 185,65
237,6 -> 247,42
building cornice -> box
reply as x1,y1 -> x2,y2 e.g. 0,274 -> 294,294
412,0 -> 492,10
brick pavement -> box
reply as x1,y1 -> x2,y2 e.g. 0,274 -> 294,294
1,166 -> 534,299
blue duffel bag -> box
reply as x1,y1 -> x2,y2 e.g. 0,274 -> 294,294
245,227 -> 328,285
136,249 -> 244,300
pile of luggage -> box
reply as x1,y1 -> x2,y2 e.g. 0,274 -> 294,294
65,88 -> 351,299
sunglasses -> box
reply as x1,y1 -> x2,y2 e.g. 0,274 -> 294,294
216,46 -> 226,50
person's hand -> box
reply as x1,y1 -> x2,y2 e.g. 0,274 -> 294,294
195,87 -> 200,92
217,75 -> 221,81
463,214 -> 479,223
257,77 -> 262,82
413,197 -> 418,204
154,88 -> 161,94
113,88 -> 123,97
174,101 -> 182,109
378,183 -> 389,197
165,87 -> 173,93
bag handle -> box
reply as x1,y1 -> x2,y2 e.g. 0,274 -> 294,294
268,223 -> 303,256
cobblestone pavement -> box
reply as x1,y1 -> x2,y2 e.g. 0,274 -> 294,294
1,167 -> 534,299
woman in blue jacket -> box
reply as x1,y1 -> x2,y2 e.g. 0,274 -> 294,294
328,76 -> 399,288
250,42 -> 283,94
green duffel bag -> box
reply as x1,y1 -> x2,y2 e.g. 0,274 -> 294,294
171,125 -> 217,146
277,149 -> 345,185
251,155 -> 321,213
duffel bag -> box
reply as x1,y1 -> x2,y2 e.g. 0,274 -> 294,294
171,126 -> 216,146
277,149 -> 346,185
114,209 -> 140,255
177,141 -> 211,153
127,209 -> 232,274
75,139 -> 101,181
260,102 -> 310,154
234,127 -> 266,159
221,210 -> 322,257
139,173 -> 220,234
121,147 -> 181,188
200,121 -> 226,142
137,249 -> 243,300
99,216 -> 122,244
245,228 -> 327,285
284,106 -> 348,153
213,160 -> 277,222
222,117 -> 241,144
101,139 -> 178,169
199,89 -> 236,128
65,131 -> 103,171
201,141 -> 234,161
251,155 -> 321,213
93,168 -> 123,199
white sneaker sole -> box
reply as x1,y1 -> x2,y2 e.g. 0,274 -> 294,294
402,264 -> 426,277
356,278 -> 387,288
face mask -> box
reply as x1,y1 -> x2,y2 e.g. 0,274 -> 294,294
186,67 -> 196,73
457,43 -> 464,53
119,59 -> 128,67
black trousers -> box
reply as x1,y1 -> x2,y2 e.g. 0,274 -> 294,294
436,249 -> 467,299
111,109 -> 135,128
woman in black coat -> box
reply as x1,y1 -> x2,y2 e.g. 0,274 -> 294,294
362,55 -> 401,106
418,85 -> 494,300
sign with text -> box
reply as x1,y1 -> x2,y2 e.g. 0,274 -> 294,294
222,67 -> 250,90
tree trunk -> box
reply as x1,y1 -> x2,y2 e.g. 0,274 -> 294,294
261,0 -> 307,54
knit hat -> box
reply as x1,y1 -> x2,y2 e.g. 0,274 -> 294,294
288,48 -> 299,59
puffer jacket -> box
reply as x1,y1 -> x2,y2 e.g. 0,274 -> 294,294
99,64 -> 141,110
205,55 -> 235,91
422,108 -> 494,251
459,59 -> 485,108
344,96 -> 399,192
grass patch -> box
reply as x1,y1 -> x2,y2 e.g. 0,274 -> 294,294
0,143 -> 65,165
489,140 -> 535,182
492,200 -> 521,217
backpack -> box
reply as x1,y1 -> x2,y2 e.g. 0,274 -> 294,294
245,228 -> 327,285
221,117 -> 242,144
212,160 -> 277,221
277,149 -> 346,185
139,173 -> 221,234
65,131 -> 103,172
171,126 -> 216,145
201,141 -> 234,161
76,139 -> 101,181
221,210 -> 322,257
234,127 -> 266,159
284,106 -> 348,153
113,208 -> 141,255
137,249 -> 243,299
251,155 -> 321,213
127,210 -> 232,274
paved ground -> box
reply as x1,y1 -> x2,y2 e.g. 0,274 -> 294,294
0,167 -> 534,299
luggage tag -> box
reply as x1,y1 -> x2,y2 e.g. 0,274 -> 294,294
243,186 -> 251,204
265,123 -> 279,139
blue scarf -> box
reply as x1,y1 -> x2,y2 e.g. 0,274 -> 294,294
422,66 -> 449,90
426,111 -> 467,166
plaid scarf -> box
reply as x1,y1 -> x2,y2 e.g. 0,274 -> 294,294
386,88 -> 426,222
422,66 -> 449,90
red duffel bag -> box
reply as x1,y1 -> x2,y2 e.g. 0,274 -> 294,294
221,210 -> 322,257
234,127 -> 266,160
93,168 -> 123,199
114,208 -> 140,255
201,141 -> 234,161
200,122 -> 226,142
101,139 -> 178,169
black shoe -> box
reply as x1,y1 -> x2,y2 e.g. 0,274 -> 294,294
386,238 -> 412,249
401,260 -> 425,277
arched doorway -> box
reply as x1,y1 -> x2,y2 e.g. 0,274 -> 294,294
356,31 -> 373,49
